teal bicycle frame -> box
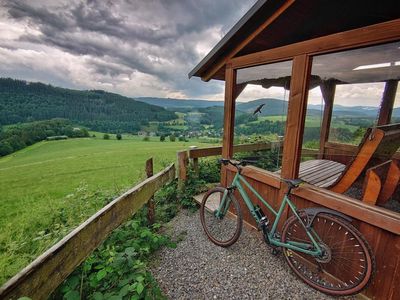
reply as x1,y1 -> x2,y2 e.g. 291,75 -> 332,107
219,171 -> 323,257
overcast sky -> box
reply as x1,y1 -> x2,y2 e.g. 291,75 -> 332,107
0,0 -> 399,107
0,0 -> 257,101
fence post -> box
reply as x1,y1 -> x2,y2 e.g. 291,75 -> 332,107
189,146 -> 199,177
177,150 -> 188,192
146,158 -> 155,224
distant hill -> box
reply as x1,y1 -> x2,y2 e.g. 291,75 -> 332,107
138,96 -> 400,119
0,78 -> 176,132
137,97 -> 224,109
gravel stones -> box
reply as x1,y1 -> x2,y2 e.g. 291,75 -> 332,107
150,209 -> 353,300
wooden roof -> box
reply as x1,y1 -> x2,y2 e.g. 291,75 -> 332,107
189,0 -> 400,81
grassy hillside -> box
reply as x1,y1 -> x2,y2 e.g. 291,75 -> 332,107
0,78 -> 176,132
0,135 -> 214,284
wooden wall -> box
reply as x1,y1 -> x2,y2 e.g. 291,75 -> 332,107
223,166 -> 400,299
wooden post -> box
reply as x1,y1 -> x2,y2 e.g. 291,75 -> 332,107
177,150 -> 188,191
221,63 -> 237,187
377,80 -> 398,126
280,55 -> 312,227
281,55 -> 312,180
189,146 -> 199,177
318,80 -> 336,159
146,158 -> 155,224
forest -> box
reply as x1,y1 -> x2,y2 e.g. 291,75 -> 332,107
0,119 -> 89,156
0,78 -> 176,133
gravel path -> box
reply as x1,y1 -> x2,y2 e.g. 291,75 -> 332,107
150,209 -> 354,300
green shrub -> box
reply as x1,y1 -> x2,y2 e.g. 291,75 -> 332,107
116,133 -> 122,140
143,136 -> 150,141
103,133 -> 110,140
160,135 -> 165,142
169,134 -> 176,142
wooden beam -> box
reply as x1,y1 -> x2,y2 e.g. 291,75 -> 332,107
318,81 -> 336,159
378,80 -> 398,126
222,64 -> 236,159
188,142 -> 272,159
202,0 -> 295,81
0,164 -> 176,300
221,64 -> 236,187
281,55 -> 312,179
231,19 -> 400,70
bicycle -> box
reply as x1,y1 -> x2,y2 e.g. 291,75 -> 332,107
199,159 -> 375,296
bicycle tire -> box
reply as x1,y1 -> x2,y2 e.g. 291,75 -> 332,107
281,212 -> 375,296
200,187 -> 242,247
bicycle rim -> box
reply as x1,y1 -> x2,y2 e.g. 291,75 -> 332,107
200,187 -> 242,247
281,213 -> 374,296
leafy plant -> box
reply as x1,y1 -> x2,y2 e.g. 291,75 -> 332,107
54,210 -> 172,300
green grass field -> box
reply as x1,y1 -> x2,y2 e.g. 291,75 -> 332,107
0,135 -> 214,284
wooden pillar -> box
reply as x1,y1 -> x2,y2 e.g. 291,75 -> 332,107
222,63 -> 237,159
318,81 -> 336,159
279,55 -> 312,228
281,55 -> 312,180
146,158 -> 155,224
221,64 -> 237,187
377,80 -> 398,126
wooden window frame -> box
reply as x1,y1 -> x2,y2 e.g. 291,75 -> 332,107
221,19 -> 400,234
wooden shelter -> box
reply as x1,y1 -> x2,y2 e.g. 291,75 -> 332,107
189,1 -> 400,299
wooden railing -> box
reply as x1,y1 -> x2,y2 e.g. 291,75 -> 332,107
0,162 -> 175,300
177,142 -> 319,184
177,142 -> 271,182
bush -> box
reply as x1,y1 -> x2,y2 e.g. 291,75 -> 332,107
198,158 -> 221,183
0,141 -> 13,156
160,135 -> 165,142
116,133 -> 122,140
169,134 -> 176,142
143,136 -> 150,141
178,135 -> 185,142
103,133 -> 110,140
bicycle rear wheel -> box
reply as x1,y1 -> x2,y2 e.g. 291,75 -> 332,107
200,187 -> 242,247
281,213 -> 374,296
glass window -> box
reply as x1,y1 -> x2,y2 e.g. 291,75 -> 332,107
303,41 -> 400,214
234,60 -> 292,171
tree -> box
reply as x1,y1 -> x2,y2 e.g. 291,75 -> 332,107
169,134 -> 176,142
103,133 -> 110,140
160,135 -> 165,142
116,133 -> 122,140
0,141 -> 13,156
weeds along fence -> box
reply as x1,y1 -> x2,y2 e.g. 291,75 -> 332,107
0,161 -> 175,300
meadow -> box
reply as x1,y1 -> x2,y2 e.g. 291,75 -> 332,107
0,134 -> 213,284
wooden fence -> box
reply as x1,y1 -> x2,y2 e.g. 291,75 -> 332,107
0,163 -> 175,300
176,142 -> 319,183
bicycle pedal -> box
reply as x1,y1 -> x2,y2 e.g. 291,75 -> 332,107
271,248 -> 280,256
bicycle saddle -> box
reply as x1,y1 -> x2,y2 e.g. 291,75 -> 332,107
282,178 -> 304,188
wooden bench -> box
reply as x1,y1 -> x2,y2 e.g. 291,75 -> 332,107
363,160 -> 400,206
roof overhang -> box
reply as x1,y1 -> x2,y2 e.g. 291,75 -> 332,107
189,0 -> 400,82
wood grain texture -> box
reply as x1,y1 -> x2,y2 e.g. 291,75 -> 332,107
146,158 -> 155,225
318,81 -> 336,159
378,80 -> 398,126
0,164 -> 176,300
378,160 -> 400,205
222,64 -> 236,159
230,19 -> 400,70
202,0 -> 295,81
281,54 -> 311,180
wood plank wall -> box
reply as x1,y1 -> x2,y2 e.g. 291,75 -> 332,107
223,167 -> 400,299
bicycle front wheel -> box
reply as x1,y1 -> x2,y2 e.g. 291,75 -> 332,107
200,187 -> 242,247
281,213 -> 375,296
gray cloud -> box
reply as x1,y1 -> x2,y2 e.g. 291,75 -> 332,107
0,0 -> 256,99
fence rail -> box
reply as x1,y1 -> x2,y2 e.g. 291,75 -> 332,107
0,163 -> 175,300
